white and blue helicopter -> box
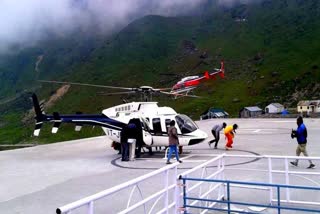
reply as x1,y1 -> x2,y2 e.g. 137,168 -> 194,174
32,91 -> 208,154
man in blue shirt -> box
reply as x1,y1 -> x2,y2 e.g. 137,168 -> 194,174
290,116 -> 315,169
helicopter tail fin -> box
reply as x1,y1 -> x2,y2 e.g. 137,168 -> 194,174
219,60 -> 225,78
52,112 -> 61,134
204,71 -> 210,79
32,94 -> 45,136
75,112 -> 83,131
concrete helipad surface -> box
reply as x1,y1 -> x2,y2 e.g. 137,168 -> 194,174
0,118 -> 320,213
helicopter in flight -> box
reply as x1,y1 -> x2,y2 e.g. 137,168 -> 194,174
31,94 -> 208,154
161,60 -> 225,98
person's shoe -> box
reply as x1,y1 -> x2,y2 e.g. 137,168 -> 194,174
290,161 -> 298,166
208,142 -> 211,147
225,146 -> 232,150
166,161 -> 172,164
178,160 -> 183,163
214,146 -> 218,149
307,163 -> 315,169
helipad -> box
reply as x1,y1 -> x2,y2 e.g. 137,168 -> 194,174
0,118 -> 319,213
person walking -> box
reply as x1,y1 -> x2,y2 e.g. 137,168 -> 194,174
208,122 -> 227,149
166,120 -> 182,164
290,116 -> 315,169
126,121 -> 138,161
128,118 -> 143,158
224,124 -> 238,150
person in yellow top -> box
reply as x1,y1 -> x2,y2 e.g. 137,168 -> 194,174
224,124 -> 238,150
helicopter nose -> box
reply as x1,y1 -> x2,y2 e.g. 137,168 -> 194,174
198,129 -> 208,138
188,129 -> 208,145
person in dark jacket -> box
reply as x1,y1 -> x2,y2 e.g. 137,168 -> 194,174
166,120 -> 182,164
120,125 -> 129,161
290,116 -> 315,169
129,118 -> 144,158
126,121 -> 139,160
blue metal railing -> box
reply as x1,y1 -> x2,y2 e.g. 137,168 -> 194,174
180,177 -> 320,214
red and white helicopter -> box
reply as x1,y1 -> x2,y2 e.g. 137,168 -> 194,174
161,60 -> 225,98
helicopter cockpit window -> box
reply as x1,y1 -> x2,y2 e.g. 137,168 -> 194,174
175,114 -> 198,134
152,118 -> 162,135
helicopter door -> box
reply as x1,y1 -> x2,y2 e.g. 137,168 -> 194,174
141,118 -> 152,146
143,130 -> 152,146
151,117 -> 171,146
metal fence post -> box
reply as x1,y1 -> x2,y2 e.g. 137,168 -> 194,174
284,158 -> 290,202
227,181 -> 231,214
88,201 -> 94,214
183,178 -> 187,214
277,186 -> 281,214
165,169 -> 169,214
268,157 -> 273,205
174,166 -> 179,214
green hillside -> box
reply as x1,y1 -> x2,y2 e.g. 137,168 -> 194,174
0,0 -> 319,145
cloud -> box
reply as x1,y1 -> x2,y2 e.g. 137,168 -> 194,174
217,0 -> 261,6
0,0 -> 207,53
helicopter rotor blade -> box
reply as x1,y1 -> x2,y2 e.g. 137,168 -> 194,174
159,73 -> 182,77
152,87 -> 173,92
38,80 -> 136,91
97,91 -> 137,95
159,91 -> 201,98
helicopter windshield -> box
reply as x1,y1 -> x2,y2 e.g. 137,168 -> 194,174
175,114 -> 198,134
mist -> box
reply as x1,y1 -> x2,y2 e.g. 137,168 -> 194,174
0,0 -> 260,53
0,0 -> 206,53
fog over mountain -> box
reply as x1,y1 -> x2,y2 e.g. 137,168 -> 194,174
0,0 -> 204,53
0,0 -> 261,54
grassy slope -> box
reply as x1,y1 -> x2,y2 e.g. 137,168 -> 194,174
0,0 -> 320,144
192,0 -> 320,112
